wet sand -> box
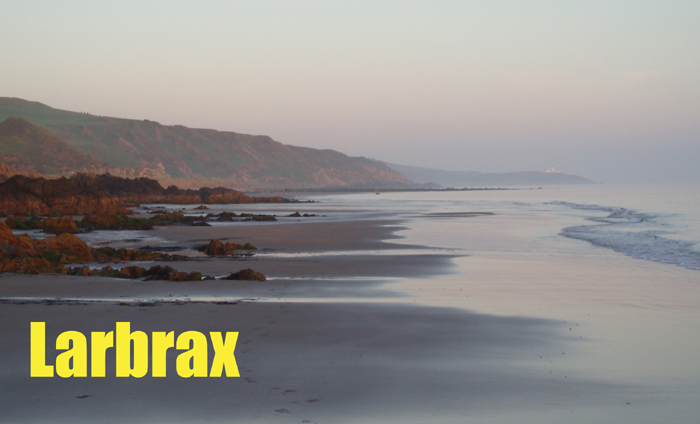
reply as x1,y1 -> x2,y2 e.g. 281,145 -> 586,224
0,218 -> 629,423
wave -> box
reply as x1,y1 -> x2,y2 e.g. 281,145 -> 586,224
549,201 -> 700,270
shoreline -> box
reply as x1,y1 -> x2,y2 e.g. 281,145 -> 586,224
0,198 -> 669,423
0,214 -> 595,423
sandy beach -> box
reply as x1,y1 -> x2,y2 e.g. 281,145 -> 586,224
0,215 -> 607,424
2,188 -> 700,423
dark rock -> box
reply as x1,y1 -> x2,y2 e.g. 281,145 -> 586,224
42,217 -> 79,234
200,239 -> 257,256
223,269 -> 266,281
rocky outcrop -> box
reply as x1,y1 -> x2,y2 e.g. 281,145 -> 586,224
91,246 -> 164,262
4,216 -> 44,230
0,163 -> 21,183
0,220 -> 163,272
1,220 -> 267,280
287,212 -> 316,217
66,264 -> 203,281
0,175 -> 130,216
0,173 -> 289,216
80,213 -> 154,230
41,217 -> 79,234
223,269 -> 267,281
1,220 -> 94,272
68,172 -> 287,204
4,216 -> 80,234
200,239 -> 257,256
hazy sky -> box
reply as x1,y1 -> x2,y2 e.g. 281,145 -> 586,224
2,1 -> 698,183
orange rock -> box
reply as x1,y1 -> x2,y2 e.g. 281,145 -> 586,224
38,233 -> 94,262
0,257 -> 65,274
0,220 -> 18,246
201,239 -> 256,256
223,269 -> 266,281
42,217 -> 79,234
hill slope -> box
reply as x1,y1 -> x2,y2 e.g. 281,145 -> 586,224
0,97 -> 411,188
385,163 -> 594,186
0,117 -> 109,175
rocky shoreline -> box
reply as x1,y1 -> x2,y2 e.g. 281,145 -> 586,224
0,219 -> 265,281
0,169 -> 281,280
0,172 -> 293,216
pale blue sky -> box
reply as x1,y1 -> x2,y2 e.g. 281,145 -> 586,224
2,1 -> 698,182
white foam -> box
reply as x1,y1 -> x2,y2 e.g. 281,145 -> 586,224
551,201 -> 700,270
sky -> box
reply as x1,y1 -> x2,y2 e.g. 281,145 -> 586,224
1,0 -> 698,183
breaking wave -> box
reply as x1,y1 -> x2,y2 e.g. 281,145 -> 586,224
549,201 -> 700,270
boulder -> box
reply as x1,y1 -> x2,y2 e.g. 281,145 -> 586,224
36,233 -> 94,262
223,269 -> 266,281
42,217 -> 79,234
0,220 -> 18,246
200,239 -> 257,256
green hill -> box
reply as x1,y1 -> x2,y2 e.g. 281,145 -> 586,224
0,117 -> 109,176
0,97 -> 411,188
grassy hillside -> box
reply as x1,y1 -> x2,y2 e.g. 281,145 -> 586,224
0,97 -> 411,188
0,117 -> 108,176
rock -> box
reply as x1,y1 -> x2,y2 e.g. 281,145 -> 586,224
0,175 -> 130,216
193,205 -> 209,210
67,266 -> 97,276
98,266 -> 118,277
0,219 -> 194,277
80,213 -> 154,230
242,214 -> 277,222
288,212 -> 302,217
200,239 -> 257,256
116,266 -> 146,279
0,173 -> 288,217
215,212 -> 238,221
4,216 -> 43,230
69,173 -> 288,205
36,233 -> 94,263
92,246 -> 164,262
42,217 -> 79,234
204,239 -> 226,256
0,220 -> 18,246
223,269 -> 266,281
0,256 -> 64,274
143,265 -> 202,281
